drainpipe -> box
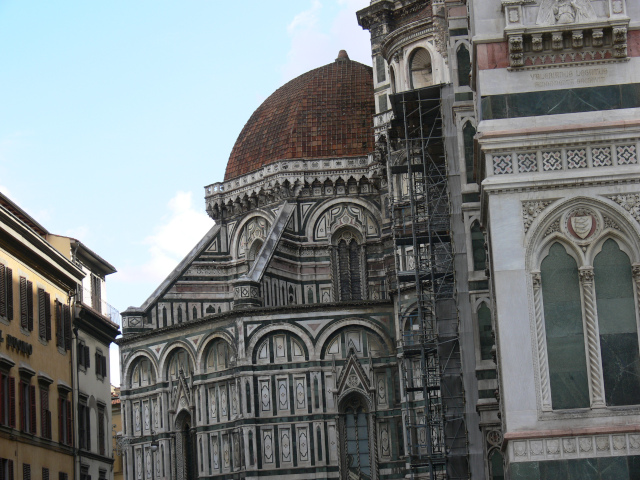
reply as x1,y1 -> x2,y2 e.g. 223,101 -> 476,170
70,291 -> 79,480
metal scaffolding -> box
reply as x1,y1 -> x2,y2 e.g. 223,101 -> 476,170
386,86 -> 469,479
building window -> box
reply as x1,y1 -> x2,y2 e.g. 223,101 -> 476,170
91,274 -> 102,312
594,239 -> 640,406
42,468 -> 49,480
55,301 -> 71,351
409,48 -> 433,89
541,243 -> 590,409
477,303 -> 494,361
538,237 -> 640,410
37,289 -> 51,342
335,234 -> 363,301
0,458 -> 14,480
78,401 -> 91,451
78,342 -> 90,370
41,386 -> 52,439
19,277 -> 33,332
0,372 -> 16,428
79,466 -> 89,480
95,351 -> 107,379
130,358 -> 155,388
341,396 -> 372,480
375,55 -> 386,83
18,379 -> 36,434
58,473 -> 68,480
0,264 -> 14,320
98,405 -> 106,456
463,122 -> 476,184
22,464 -> 30,480
58,392 -> 72,445
457,44 -> 471,87
390,66 -> 396,94
471,221 -> 486,271
489,450 -> 504,480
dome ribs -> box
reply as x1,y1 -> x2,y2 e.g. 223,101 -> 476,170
224,59 -> 375,181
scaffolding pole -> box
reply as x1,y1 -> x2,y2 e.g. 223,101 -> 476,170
386,86 -> 469,480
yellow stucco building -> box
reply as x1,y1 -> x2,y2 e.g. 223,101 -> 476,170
0,193 -> 81,479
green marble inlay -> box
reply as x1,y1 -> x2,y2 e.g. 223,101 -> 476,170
542,243 -> 589,409
481,84 -> 640,120
510,456 -> 640,480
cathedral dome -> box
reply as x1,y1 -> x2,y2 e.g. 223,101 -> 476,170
224,52 -> 375,181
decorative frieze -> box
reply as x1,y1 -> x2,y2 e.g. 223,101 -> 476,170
522,201 -> 553,233
491,142 -> 638,176
510,432 -> 640,462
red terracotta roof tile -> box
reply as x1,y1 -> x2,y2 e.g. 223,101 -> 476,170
224,57 -> 375,181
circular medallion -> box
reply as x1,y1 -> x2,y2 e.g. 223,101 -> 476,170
563,207 -> 600,244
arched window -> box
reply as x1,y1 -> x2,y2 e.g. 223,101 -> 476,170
594,239 -> 640,406
477,303 -> 494,361
342,397 -> 371,479
471,221 -> 486,271
162,306 -> 167,327
192,306 -> 197,320
177,305 -> 183,323
205,340 -> 231,373
457,44 -> 471,87
167,349 -> 192,381
541,243 -> 589,409
409,48 -> 433,89
463,122 -> 476,184
130,357 -> 155,388
336,234 -> 363,301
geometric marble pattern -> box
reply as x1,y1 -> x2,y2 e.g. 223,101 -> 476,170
617,145 -> 638,165
591,147 -> 612,167
567,149 -> 587,169
542,151 -> 562,171
518,153 -> 537,172
493,155 -> 513,175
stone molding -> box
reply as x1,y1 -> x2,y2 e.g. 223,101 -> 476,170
510,432 -> 640,463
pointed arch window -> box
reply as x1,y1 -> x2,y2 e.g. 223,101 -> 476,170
471,221 -> 486,271
537,237 -> 640,410
477,303 -> 494,361
463,122 -> 476,184
410,48 -> 433,89
336,233 -> 363,301
594,239 -> 640,406
457,44 -> 471,87
541,243 -> 590,409
342,397 -> 372,480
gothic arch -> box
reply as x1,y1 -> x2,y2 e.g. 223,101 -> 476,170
196,330 -> 237,371
527,196 -> 640,270
246,323 -> 314,361
317,318 -> 394,358
229,211 -> 274,259
158,341 -> 196,380
122,351 -> 159,389
305,197 -> 382,241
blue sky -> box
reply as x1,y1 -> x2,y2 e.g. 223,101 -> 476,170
0,0 -> 371,383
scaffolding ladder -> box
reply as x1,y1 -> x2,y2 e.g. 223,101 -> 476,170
386,86 -> 469,480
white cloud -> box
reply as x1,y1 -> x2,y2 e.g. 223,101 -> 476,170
116,190 -> 213,285
282,0 -> 372,82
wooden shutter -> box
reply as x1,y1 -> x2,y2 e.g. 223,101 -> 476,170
0,263 -> 6,317
19,277 -> 27,329
58,398 -> 63,443
66,401 -> 72,446
29,385 -> 36,434
6,268 -> 13,320
40,388 -> 48,438
38,289 -> 46,340
0,374 -> 4,425
44,292 -> 51,341
7,460 -> 13,480
98,409 -> 105,455
55,301 -> 63,349
95,352 -> 99,375
63,305 -> 71,351
85,346 -> 90,369
8,377 -> 15,428
22,464 -> 29,480
26,280 -> 33,331
42,468 -> 49,480
102,356 -> 107,377
77,345 -> 83,368
78,405 -> 85,449
18,381 -> 24,431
